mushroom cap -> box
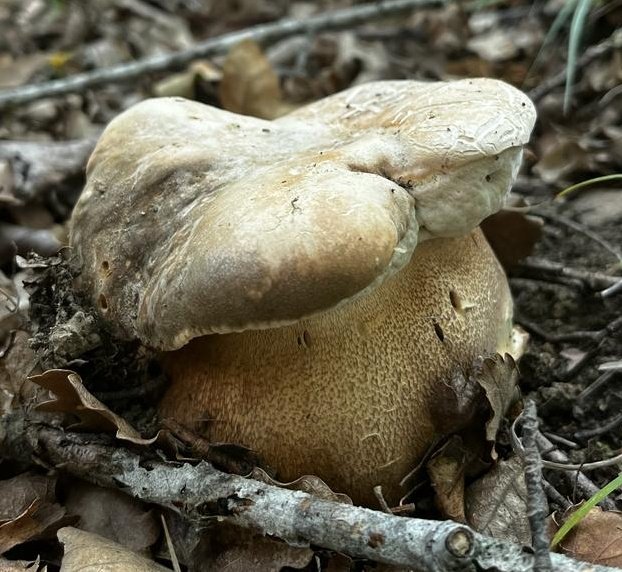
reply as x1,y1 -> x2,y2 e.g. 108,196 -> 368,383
70,79 -> 535,350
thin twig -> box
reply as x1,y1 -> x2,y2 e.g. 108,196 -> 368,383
528,28 -> 622,102
535,432 -> 616,510
574,412 -> 622,441
521,401 -> 553,572
0,0 -> 446,110
601,278 -> 622,298
515,258 -> 621,290
0,416 -> 613,572
577,370 -> 617,404
542,479 -> 573,512
539,451 -> 622,473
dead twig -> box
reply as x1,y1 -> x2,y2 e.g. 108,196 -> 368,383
574,412 -> 622,441
0,0 -> 446,110
517,314 -> 622,344
520,401 -> 553,572
514,258 -> 621,291
0,415 -> 614,572
535,432 -> 616,510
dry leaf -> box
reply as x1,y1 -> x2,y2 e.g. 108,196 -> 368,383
0,330 -> 37,415
550,507 -> 622,567
466,455 -> 531,545
219,39 -> 293,119
574,188 -> 622,227
64,481 -> 159,553
31,369 -> 158,445
474,354 -> 519,458
0,556 -> 42,571
426,436 -> 467,522
481,207 -> 543,270
202,523 -> 313,572
250,467 -> 352,504
0,474 -> 71,554
58,527 -> 169,572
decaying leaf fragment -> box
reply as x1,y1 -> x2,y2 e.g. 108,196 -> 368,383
250,467 -> 353,505
475,353 -> 521,457
550,507 -> 622,567
31,369 -> 158,445
466,455 -> 531,545
58,527 -> 169,572
64,481 -> 159,554
0,474 -> 71,555
202,523 -> 313,572
219,39 -> 295,119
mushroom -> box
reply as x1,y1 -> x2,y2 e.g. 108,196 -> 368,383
70,79 -> 536,506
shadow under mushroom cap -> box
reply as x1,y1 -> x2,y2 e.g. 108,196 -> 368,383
70,78 -> 536,350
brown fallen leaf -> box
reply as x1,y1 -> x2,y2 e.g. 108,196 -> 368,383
481,207 -> 543,270
250,467 -> 352,504
466,455 -> 531,545
549,507 -> 622,567
64,481 -> 159,554
201,523 -> 313,572
219,39 -> 295,119
0,330 -> 37,415
31,369 -> 159,445
475,354 -> 520,459
427,436 -> 467,522
58,527 -> 170,572
0,474 -> 71,555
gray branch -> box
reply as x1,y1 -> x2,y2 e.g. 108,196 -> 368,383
0,415 -> 617,572
522,401 -> 553,572
0,0 -> 446,110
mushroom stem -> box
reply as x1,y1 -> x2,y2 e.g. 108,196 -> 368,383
160,228 -> 517,506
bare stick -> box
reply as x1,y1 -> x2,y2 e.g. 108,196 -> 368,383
0,0 -> 445,110
521,401 -> 553,572
536,432 -> 616,510
0,416 -> 614,572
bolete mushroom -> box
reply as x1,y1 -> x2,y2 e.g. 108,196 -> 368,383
70,79 -> 536,506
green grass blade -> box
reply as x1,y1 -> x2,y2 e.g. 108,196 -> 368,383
556,174 -> 622,198
564,0 -> 592,113
529,0 -> 578,78
551,472 -> 622,548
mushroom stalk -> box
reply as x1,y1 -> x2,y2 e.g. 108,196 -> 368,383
160,230 -> 518,505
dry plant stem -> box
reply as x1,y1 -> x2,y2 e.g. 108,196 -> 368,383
574,412 -> 622,440
521,401 -> 552,572
0,0 -> 446,110
515,258 -> 621,290
536,432 -> 616,510
601,278 -> 622,298
518,314 -> 622,344
0,417 -> 615,572
528,28 -> 622,102
541,479 -> 573,512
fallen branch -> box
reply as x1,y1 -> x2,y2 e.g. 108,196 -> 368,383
521,401 -> 553,572
0,415 -> 616,572
0,0 -> 445,110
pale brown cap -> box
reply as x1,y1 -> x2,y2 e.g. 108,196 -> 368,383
70,78 -> 536,350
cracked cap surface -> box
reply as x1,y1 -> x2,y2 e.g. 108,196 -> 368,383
70,78 -> 536,350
